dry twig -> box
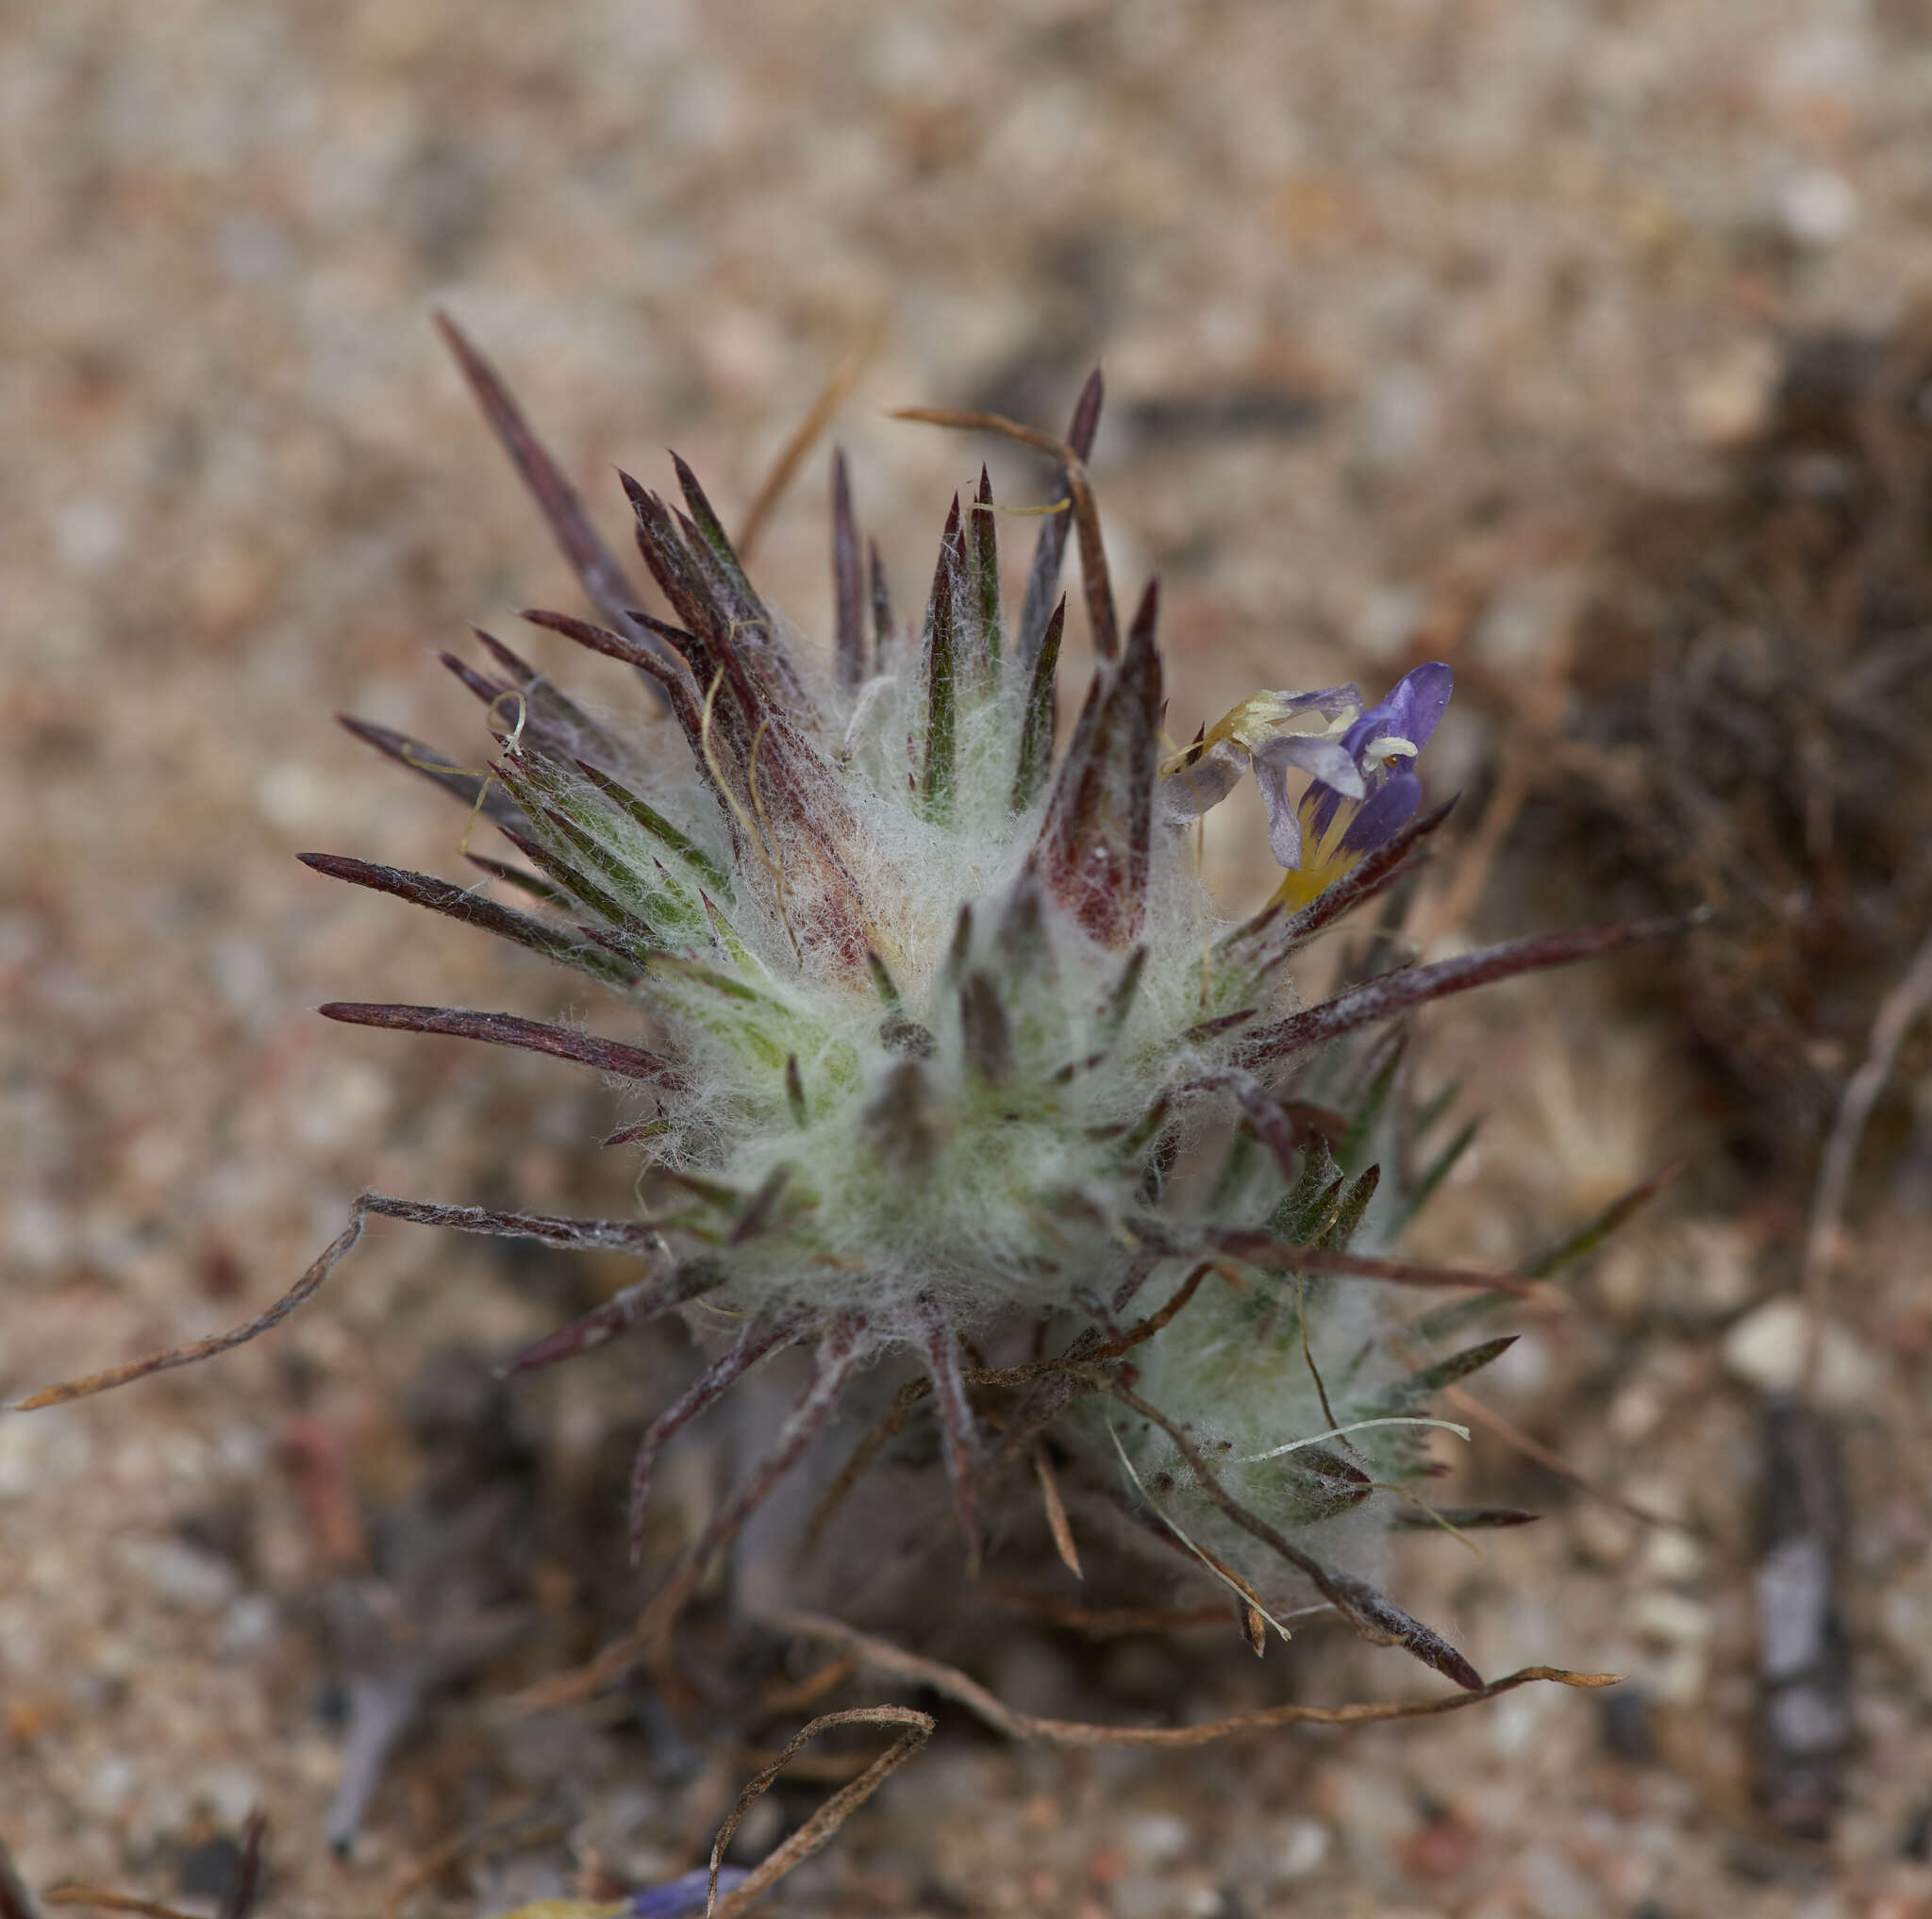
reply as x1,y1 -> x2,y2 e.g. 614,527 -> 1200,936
9,1213 -> 367,1410
735,333 -> 878,563
760,1656 -> 859,1715
42,1895 -> 199,1919
772,1613 -> 1614,1749
1802,919 -> 1932,1385
891,403 -> 1119,659
708,1706 -> 934,1919
0,1846 -> 42,1919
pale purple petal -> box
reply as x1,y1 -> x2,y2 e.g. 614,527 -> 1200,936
1158,739 -> 1247,825
1255,733 -> 1366,798
1254,757 -> 1306,869
626,1869 -> 749,1918
1274,683 -> 1363,726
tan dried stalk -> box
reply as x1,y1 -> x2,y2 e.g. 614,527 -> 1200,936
773,1612 -> 1615,1749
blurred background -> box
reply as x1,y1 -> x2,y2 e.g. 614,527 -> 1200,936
7,2 -> 1932,1914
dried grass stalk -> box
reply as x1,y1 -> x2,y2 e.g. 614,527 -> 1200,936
774,1613 -> 1614,1749
9,1214 -> 366,1410
708,1706 -> 934,1919
42,1895 -> 200,1919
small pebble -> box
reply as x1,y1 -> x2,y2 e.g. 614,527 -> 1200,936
724,1796 -> 782,1861
1684,340 -> 1779,447
1124,1812 -> 1191,1866
1876,1557 -> 1932,1692
1780,169 -> 1858,246
1520,1845 -> 1599,1919
115,1538 -> 241,1612
1720,1299 -> 1881,1409
1113,1876 -> 1181,1919
1400,1816 -> 1479,1882
1632,1590 -> 1714,1648
218,1594 -> 278,1658
1601,1688 -> 1657,1764
1671,1221 -> 1758,1319
1177,1881 -> 1224,1919
1607,1379 -> 1667,1444
1641,1528 -> 1706,1589
0,1419 -> 91,1500
83,1754 -> 136,1818
256,763 -> 340,835
177,1834 -> 244,1901
1572,1503 -> 1638,1569
195,1766 -> 260,1829
1651,1644 -> 1710,1707
1274,1817 -> 1329,1882
1316,1762 -> 1416,1865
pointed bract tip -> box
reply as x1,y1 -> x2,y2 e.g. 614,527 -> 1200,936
1070,367 -> 1105,449
1125,576 -> 1159,654
429,306 -> 470,359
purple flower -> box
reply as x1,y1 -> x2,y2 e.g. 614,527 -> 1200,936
625,1868 -> 749,1918
1293,660 -> 1454,862
1160,663 -> 1453,907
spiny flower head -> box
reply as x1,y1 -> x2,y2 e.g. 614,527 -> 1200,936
19,318 -> 1674,1691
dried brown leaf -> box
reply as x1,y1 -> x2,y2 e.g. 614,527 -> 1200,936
1033,1443 -> 1083,1579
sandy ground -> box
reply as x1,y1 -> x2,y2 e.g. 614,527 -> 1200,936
6,2 -> 1932,1915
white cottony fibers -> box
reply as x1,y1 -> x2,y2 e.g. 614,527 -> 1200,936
1094,1256 -> 1423,1610
594,651 -> 1231,1331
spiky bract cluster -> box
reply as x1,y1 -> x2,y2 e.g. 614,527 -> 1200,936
176,321 -> 1666,1686
328,352 -> 1215,1332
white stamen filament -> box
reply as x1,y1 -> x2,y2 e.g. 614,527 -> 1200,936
1235,1415 -> 1471,1463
